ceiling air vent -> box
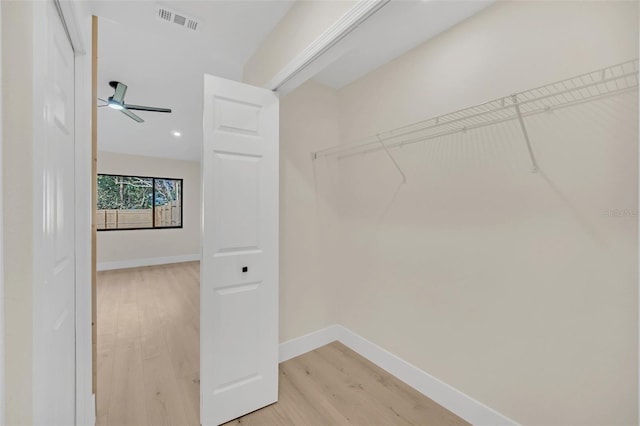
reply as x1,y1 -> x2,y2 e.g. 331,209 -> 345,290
158,7 -> 172,22
156,5 -> 199,31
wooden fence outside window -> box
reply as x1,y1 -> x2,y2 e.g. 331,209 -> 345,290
96,201 -> 181,230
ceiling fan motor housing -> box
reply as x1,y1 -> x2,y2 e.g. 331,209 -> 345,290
103,80 -> 171,122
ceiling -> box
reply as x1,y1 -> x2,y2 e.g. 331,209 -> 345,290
94,0 -> 494,162
93,0 -> 295,161
313,0 -> 494,89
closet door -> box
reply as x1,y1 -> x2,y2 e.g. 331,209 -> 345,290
201,75 -> 279,425
32,0 -> 77,423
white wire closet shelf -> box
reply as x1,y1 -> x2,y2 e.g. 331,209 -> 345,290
312,59 -> 639,161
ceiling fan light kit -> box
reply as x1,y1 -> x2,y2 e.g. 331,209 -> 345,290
99,81 -> 172,123
107,101 -> 123,110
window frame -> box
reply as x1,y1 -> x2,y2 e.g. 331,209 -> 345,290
96,173 -> 184,231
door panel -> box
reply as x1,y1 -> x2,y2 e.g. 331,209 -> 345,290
33,1 -> 76,424
202,75 -> 279,425
212,152 -> 261,251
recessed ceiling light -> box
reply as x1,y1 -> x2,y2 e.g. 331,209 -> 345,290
172,131 -> 181,137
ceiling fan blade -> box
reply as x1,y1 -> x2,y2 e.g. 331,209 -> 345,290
121,108 -> 144,123
111,82 -> 127,103
123,103 -> 172,113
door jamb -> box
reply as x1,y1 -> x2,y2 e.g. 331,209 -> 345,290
0,2 -> 4,424
44,1 -> 94,424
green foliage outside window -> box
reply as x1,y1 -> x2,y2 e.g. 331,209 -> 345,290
97,174 -> 182,230
97,175 -> 153,210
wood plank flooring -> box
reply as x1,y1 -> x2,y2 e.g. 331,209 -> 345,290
97,262 -> 200,426
97,262 -> 468,426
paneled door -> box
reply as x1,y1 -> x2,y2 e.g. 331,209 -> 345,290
201,75 -> 279,425
32,0 -> 77,423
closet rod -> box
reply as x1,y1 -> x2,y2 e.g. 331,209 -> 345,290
312,59 -> 639,160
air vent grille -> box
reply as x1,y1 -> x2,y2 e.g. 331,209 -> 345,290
173,14 -> 186,26
158,8 -> 172,22
156,5 -> 199,31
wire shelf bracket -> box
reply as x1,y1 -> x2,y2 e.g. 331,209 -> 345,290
312,59 -> 639,167
511,94 -> 540,173
377,134 -> 407,183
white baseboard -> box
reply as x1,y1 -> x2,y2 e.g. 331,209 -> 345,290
279,325 -> 342,363
74,391 -> 95,426
96,254 -> 200,271
90,393 -> 96,426
279,324 -> 517,426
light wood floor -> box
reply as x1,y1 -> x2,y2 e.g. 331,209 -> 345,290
97,262 -> 468,426
97,262 -> 200,426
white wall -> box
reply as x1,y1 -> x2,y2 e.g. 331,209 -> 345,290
96,151 -> 201,270
1,1 -> 34,423
339,1 -> 639,143
243,0 -> 356,87
279,80 -> 343,342
328,1 -> 638,424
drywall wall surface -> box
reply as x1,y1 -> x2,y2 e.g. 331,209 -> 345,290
279,79 -> 342,342
339,1 -> 639,144
331,1 -> 639,424
2,1 -> 34,423
96,151 -> 201,266
243,0 -> 357,87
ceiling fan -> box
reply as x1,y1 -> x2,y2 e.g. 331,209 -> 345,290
99,81 -> 171,123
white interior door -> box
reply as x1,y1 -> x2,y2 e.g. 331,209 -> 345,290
32,0 -> 76,424
201,75 -> 279,425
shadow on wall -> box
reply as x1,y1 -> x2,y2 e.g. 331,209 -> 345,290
312,87 -> 639,424
321,90 -> 638,242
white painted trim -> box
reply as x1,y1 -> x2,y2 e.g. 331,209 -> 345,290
97,254 -> 201,271
69,6 -> 93,426
32,2 -> 52,422
274,35 -> 355,97
265,0 -> 390,92
278,325 -> 341,363
335,326 -> 518,426
0,2 -> 4,424
56,0 -> 85,55
51,1 -> 93,423
278,324 -> 518,426
33,1 -> 92,423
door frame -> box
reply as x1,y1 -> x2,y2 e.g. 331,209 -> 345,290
30,1 -> 93,424
43,1 -> 408,424
0,2 -> 4,423
65,2 -> 94,424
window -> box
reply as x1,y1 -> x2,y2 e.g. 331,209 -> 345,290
96,174 -> 183,230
